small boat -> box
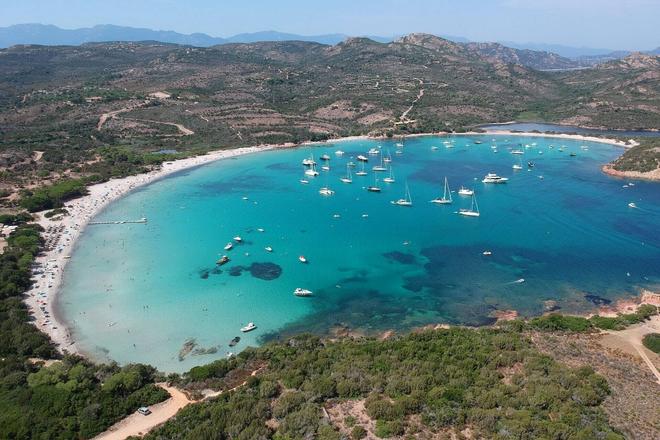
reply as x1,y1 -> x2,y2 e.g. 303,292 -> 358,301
482,173 -> 508,184
335,150 -> 344,156
240,322 -> 257,333
628,183 -> 635,187
340,164 -> 353,183
347,161 -> 356,168
356,161 -> 368,176
372,155 -> 387,172
431,177 -> 452,204
321,164 -> 330,171
458,186 -> 474,196
395,142 -> 404,147
294,288 -> 313,297
319,187 -> 335,196
224,242 -> 233,251
512,156 -> 523,170
482,251 -> 492,256
474,140 -> 483,144
229,336 -> 240,347
257,228 -> 265,232
458,193 -> 480,217
395,150 -> 403,155
569,152 -> 577,157
265,246 -> 273,252
305,166 -> 319,177
628,202 -> 637,208
514,278 -> 525,284
233,236 -> 242,242
368,147 -> 380,155
431,146 -> 439,151
217,255 -> 230,265
391,182 -> 413,206
511,149 -> 524,155
383,166 -> 395,183
527,161 -> 535,168
300,178 -> 310,184
299,255 -> 307,263
367,175 -> 381,192
357,155 -> 369,162
383,150 -> 392,163
302,157 -> 316,166
320,154 -> 331,161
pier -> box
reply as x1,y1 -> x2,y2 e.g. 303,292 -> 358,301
89,217 -> 147,225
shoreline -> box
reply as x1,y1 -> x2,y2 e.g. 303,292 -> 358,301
24,143 -> 293,356
22,129 -> 649,358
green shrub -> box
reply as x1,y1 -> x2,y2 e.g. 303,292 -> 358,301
642,333 -> 660,354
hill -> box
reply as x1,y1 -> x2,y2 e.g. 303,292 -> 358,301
0,35 -> 659,203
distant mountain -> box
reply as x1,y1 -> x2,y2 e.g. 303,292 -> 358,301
0,23 -> 400,48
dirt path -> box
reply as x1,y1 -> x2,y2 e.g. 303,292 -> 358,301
97,107 -> 137,130
399,79 -> 424,122
93,384 -> 192,440
93,366 -> 265,439
600,315 -> 660,384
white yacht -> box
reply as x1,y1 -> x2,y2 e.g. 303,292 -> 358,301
233,236 -> 242,242
294,288 -> 313,297
319,187 -> 335,196
335,150 -> 345,156
355,162 -> 368,176
265,246 -> 273,252
357,155 -> 369,162
391,182 -> 413,206
321,164 -> 330,171
628,202 -> 637,208
458,186 -> 474,196
304,162 -> 319,176
241,322 -> 257,332
383,150 -> 392,163
431,177 -> 452,204
395,142 -> 404,147
458,193 -> 480,217
298,255 -> 308,263
511,149 -> 524,155
302,157 -> 316,166
368,147 -> 380,155
513,157 -> 523,170
482,173 -> 508,184
320,154 -> 331,161
224,242 -> 233,251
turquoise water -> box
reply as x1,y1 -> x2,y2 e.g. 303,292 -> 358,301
59,135 -> 660,372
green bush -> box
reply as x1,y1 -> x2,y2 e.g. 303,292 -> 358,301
642,333 -> 660,354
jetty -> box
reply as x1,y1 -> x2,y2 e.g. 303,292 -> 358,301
89,217 -> 148,225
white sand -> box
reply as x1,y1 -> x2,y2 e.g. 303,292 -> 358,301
23,144 -> 288,354
23,129 -> 638,355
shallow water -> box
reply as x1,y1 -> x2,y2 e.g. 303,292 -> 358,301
480,122 -> 660,137
60,135 -> 660,372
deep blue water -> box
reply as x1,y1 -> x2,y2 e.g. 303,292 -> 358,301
59,135 -> 660,372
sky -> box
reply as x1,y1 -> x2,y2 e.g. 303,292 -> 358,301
1,0 -> 659,50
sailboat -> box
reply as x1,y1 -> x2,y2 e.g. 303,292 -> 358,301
391,182 -> 413,206
431,177 -> 452,204
340,164 -> 353,183
367,174 -> 381,192
383,166 -> 395,183
300,166 -> 310,184
383,149 -> 392,163
513,156 -> 523,170
458,193 -> 480,217
304,155 -> 319,176
372,154 -> 387,172
355,161 -> 368,176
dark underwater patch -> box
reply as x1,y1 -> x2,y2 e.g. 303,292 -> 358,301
247,262 -> 282,280
383,250 -> 417,265
584,293 -> 612,306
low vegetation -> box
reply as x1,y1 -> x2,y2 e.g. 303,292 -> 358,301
147,330 -> 623,439
611,138 -> 660,173
642,333 -> 660,354
509,306 -> 659,332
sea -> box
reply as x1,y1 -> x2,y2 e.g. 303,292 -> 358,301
59,135 -> 660,372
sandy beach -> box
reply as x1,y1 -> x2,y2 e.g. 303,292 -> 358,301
23,144 -> 290,355
22,129 -> 643,355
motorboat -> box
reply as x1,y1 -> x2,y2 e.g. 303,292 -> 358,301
458,187 -> 474,196
224,242 -> 233,251
319,187 -> 335,196
482,173 -> 508,184
265,246 -> 273,252
294,288 -> 313,297
357,155 -> 368,162
217,255 -> 230,265
299,255 -> 308,263
241,322 -> 257,332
